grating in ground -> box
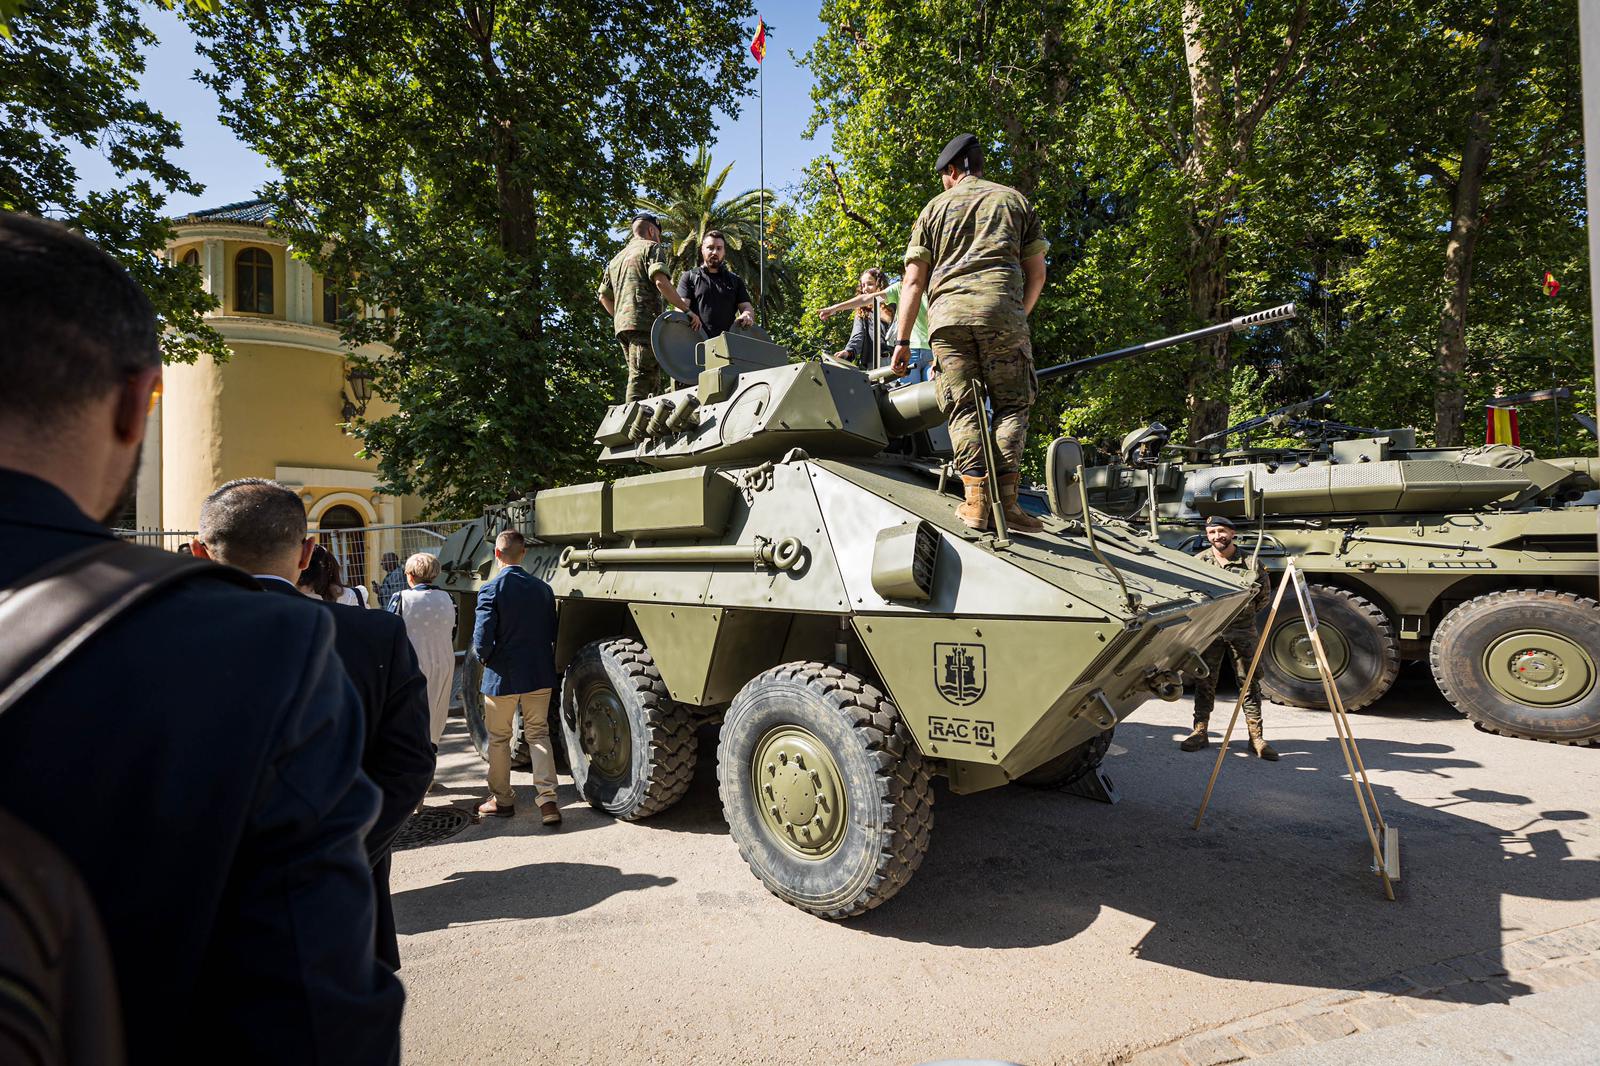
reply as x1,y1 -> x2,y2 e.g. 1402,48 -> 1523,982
394,806 -> 473,850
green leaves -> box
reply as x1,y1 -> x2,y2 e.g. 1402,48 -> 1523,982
790,0 -> 1588,458
1,0 -> 224,362
188,0 -> 755,514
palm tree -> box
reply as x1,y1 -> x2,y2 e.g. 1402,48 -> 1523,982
636,147 -> 793,318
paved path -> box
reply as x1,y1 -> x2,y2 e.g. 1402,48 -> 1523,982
394,667 -> 1599,1064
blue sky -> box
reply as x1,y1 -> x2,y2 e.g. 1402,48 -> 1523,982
69,4 -> 829,218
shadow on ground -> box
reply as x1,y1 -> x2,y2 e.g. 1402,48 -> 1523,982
845,721 -> 1598,1008
393,862 -> 676,933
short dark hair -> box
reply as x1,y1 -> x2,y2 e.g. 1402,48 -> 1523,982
197,478 -> 309,571
0,212 -> 160,430
702,230 -> 727,247
495,529 -> 526,558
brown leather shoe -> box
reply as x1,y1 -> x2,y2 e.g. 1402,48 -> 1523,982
477,798 -> 514,818
540,801 -> 562,826
956,474 -> 991,531
997,472 -> 1045,532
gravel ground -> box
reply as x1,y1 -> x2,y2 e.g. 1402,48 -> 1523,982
393,665 -> 1600,1065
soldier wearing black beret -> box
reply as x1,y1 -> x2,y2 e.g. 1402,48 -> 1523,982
1184,516 -> 1278,759
892,133 -> 1050,534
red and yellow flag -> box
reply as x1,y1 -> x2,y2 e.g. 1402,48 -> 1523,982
750,17 -> 767,62
1542,271 -> 1561,297
1485,405 -> 1520,446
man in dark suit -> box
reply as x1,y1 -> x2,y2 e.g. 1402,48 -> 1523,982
193,478 -> 435,971
474,529 -> 562,824
0,213 -> 404,1062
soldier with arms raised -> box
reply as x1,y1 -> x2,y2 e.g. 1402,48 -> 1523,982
598,212 -> 701,402
891,133 -> 1049,532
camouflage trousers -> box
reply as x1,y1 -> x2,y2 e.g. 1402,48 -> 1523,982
1193,630 -> 1264,727
619,329 -> 659,403
931,324 -> 1037,475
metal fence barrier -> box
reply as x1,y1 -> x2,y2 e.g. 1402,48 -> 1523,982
114,520 -> 471,605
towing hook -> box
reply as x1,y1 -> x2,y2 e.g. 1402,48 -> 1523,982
1145,668 -> 1184,701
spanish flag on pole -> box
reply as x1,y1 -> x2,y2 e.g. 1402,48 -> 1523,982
1485,405 -> 1520,446
751,17 -> 767,62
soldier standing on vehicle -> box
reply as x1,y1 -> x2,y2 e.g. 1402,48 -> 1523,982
599,212 -> 701,402
891,133 -> 1049,533
1184,516 -> 1279,760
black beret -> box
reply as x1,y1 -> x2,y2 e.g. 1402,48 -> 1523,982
935,133 -> 980,174
631,211 -> 659,228
1204,516 -> 1236,530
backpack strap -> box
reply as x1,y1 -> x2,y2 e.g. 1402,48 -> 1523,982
0,541 -> 258,714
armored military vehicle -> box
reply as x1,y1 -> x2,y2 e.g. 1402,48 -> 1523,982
435,307 -> 1296,917
1087,417 -> 1600,745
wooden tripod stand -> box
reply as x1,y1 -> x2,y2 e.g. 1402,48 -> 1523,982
1192,559 -> 1399,900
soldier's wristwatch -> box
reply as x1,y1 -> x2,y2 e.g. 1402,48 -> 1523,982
893,339 -> 911,348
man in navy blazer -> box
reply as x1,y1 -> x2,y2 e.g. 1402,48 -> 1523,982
0,213 -> 403,1063
473,529 -> 561,824
193,478 -> 436,971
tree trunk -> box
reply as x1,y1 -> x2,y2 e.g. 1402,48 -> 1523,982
1185,234 -> 1232,442
1433,3 -> 1505,446
1180,0 -> 1233,443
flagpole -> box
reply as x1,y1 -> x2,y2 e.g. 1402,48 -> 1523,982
758,39 -> 765,331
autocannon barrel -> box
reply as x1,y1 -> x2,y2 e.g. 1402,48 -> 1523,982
1035,303 -> 1297,385
873,303 -> 1297,439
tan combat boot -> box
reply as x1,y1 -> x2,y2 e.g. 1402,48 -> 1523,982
1247,721 -> 1279,761
997,472 -> 1045,532
1179,720 -> 1209,751
956,474 -> 991,531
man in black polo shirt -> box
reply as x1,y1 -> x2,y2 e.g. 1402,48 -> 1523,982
676,229 -> 755,338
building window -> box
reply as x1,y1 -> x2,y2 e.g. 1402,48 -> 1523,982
234,248 -> 273,314
180,248 -> 200,268
323,286 -> 341,325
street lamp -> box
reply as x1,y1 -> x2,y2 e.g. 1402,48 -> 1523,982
341,364 -> 372,420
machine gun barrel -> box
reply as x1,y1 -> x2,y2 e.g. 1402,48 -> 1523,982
1034,303 -> 1297,385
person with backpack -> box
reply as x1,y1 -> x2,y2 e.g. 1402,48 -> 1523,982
0,213 -> 404,1064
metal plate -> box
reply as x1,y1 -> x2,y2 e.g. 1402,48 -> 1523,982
394,806 -> 472,850
650,312 -> 772,384
650,311 -> 706,384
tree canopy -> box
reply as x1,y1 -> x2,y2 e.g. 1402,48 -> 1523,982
787,0 -> 1590,462
189,0 -> 754,515
1,0 -> 223,363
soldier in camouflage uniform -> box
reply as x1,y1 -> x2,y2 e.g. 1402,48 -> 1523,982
598,212 -> 701,403
892,133 -> 1050,533
1184,516 -> 1279,760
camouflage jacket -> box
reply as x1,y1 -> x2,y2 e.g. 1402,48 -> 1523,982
599,237 -> 671,337
1195,545 -> 1271,634
903,176 -> 1049,336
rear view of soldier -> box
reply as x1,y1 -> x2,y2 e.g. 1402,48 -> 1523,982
892,133 -> 1049,532
598,212 -> 700,402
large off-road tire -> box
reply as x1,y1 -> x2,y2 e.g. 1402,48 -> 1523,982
1431,590 -> 1600,745
560,638 -> 697,820
717,662 -> 933,919
1257,585 -> 1399,712
459,647 -> 568,772
1015,730 -> 1113,789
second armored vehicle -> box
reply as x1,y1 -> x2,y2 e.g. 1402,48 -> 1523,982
1089,417 -> 1600,745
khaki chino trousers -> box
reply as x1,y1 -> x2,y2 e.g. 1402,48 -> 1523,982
485,688 -> 557,808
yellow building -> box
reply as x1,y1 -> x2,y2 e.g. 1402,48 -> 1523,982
135,199 -> 428,593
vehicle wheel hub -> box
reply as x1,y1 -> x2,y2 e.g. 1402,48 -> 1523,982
752,726 -> 847,860
1273,621 -> 1349,682
578,687 -> 631,778
1484,631 -> 1595,707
